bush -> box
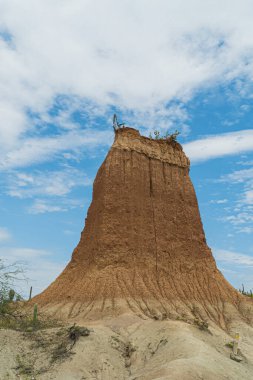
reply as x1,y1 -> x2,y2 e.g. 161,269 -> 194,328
0,259 -> 25,303
149,130 -> 180,142
0,259 -> 27,329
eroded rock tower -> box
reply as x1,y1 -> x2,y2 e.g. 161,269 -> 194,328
34,127 -> 248,326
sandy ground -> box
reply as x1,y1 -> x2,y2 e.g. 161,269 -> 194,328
1,314 -> 253,380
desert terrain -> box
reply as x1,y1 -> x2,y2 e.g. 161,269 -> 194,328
1,128 -> 252,379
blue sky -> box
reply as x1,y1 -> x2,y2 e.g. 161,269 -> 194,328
0,1 -> 253,296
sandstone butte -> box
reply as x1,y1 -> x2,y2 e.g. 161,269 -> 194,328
34,127 -> 252,328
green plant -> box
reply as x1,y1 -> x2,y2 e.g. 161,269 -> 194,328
8,289 -> 15,301
239,284 -> 253,297
149,129 -> 181,142
0,259 -> 25,316
29,286 -> 33,300
16,294 -> 22,301
154,130 -> 160,139
164,130 -> 180,142
33,304 -> 38,326
225,341 -> 234,349
15,354 -> 35,377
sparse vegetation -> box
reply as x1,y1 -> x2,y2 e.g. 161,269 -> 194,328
167,130 -> 180,142
68,324 -> 90,341
15,353 -> 36,378
0,304 -> 59,331
50,324 -> 91,363
194,317 -> 211,333
149,129 -> 180,142
151,311 -> 168,320
225,340 -> 245,363
148,338 -> 168,356
14,324 -> 92,377
0,290 -> 60,331
8,289 -> 15,302
0,259 -> 25,315
0,260 -> 53,332
154,130 -> 160,139
225,341 -> 234,349
0,259 -> 25,297
33,303 -> 38,326
111,335 -> 136,370
0,260 -> 28,330
239,284 -> 253,298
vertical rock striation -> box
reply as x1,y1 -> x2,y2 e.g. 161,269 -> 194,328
34,127 -> 250,326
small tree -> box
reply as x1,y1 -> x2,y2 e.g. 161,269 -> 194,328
0,259 -> 25,311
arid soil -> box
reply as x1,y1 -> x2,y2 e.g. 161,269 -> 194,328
1,315 -> 253,380
34,127 -> 253,328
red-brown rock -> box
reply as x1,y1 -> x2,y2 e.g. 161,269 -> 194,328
34,127 -> 251,326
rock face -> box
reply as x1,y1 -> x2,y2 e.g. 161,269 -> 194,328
35,127 -> 247,325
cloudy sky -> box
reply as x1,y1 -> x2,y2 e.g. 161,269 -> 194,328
0,0 -> 253,296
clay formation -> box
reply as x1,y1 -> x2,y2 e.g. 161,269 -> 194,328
34,127 -> 251,327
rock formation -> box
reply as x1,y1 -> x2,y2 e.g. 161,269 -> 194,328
34,127 -> 251,327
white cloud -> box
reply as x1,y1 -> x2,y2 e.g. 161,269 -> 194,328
126,104 -> 189,135
236,160 -> 253,166
237,226 -> 253,234
222,167 -> 253,206
244,190 -> 253,205
210,199 -> 228,204
0,246 -> 66,295
0,102 -> 27,148
224,167 -> 253,183
0,129 -> 112,170
223,212 -> 253,226
2,247 -> 49,260
28,200 -> 68,214
0,0 -> 253,158
219,165 -> 253,232
4,167 -> 90,214
214,248 -> 253,290
6,167 -> 92,198
183,130 -> 253,162
28,198 -> 84,214
0,227 -> 11,242
214,248 -> 253,267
